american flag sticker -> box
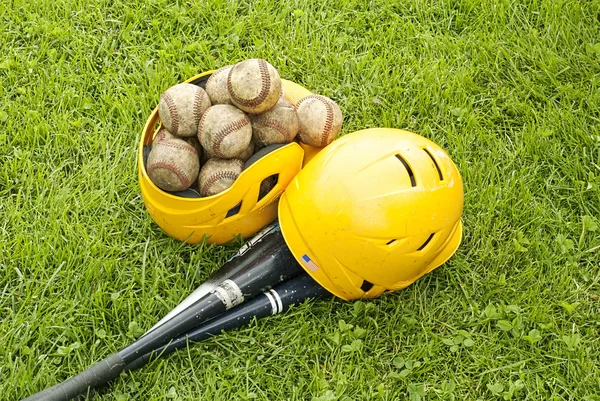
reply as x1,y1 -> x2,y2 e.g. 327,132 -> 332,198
302,254 -> 319,272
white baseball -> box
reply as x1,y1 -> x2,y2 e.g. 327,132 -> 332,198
227,59 -> 281,114
158,83 -> 211,137
205,65 -> 233,105
250,98 -> 299,146
198,158 -> 244,197
296,95 -> 343,147
198,105 -> 252,159
146,138 -> 200,191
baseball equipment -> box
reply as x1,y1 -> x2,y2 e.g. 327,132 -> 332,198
198,104 -> 252,159
184,136 -> 204,158
151,127 -> 175,147
138,71 -> 319,245
146,138 -> 200,191
296,95 -> 343,147
279,128 -> 464,301
205,65 -> 233,105
228,59 -> 282,114
198,158 -> 243,197
144,223 -> 280,336
125,273 -> 330,372
237,140 -> 255,162
158,83 -> 211,137
22,228 -> 303,401
250,98 -> 299,146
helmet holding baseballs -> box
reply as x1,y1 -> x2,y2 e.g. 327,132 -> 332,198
138,71 -> 328,245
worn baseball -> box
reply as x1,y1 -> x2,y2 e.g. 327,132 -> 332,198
198,105 -> 252,159
296,95 -> 343,147
205,65 -> 233,105
185,136 -> 203,159
158,83 -> 211,137
228,59 -> 282,114
146,138 -> 200,191
152,127 -> 175,147
198,158 -> 243,197
250,98 -> 299,146
237,140 -> 255,162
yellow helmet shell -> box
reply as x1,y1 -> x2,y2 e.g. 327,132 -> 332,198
138,71 -> 320,244
279,128 -> 464,300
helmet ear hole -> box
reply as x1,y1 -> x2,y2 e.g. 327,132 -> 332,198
225,202 -> 242,218
360,280 -> 374,292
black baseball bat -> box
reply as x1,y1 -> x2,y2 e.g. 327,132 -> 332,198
124,273 -> 331,372
22,227 -> 302,401
144,222 -> 281,337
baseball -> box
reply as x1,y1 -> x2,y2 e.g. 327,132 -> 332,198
205,65 -> 233,105
158,83 -> 211,137
296,95 -> 343,147
250,98 -> 299,147
152,127 -> 175,147
237,140 -> 255,162
198,158 -> 243,197
228,59 -> 282,114
146,138 -> 200,192
185,136 -> 203,159
198,105 -> 252,159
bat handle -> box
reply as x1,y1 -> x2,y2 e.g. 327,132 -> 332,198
21,353 -> 125,401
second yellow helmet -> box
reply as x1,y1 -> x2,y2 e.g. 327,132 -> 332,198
279,128 -> 464,300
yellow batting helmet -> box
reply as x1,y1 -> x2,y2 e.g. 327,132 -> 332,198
279,128 -> 464,300
138,72 -> 321,244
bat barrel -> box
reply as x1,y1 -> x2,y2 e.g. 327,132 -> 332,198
144,223 -> 282,336
125,273 -> 330,371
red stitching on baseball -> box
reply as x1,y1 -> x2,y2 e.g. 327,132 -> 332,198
228,60 -> 271,108
147,160 -> 191,189
155,129 -> 168,142
197,107 -> 209,137
193,87 -> 205,126
201,170 -> 239,197
160,140 -> 198,155
161,92 -> 179,135
213,117 -> 250,158
297,95 -> 335,147
321,99 -> 334,147
254,115 -> 293,142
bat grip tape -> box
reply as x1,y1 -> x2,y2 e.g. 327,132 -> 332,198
21,353 -> 125,401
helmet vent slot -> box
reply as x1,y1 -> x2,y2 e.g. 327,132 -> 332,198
360,280 -> 374,292
257,174 -> 279,202
423,148 -> 444,180
386,239 -> 397,246
417,233 -> 435,251
395,154 -> 416,187
225,203 -> 242,218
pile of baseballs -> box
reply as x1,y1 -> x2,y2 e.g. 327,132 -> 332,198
146,58 -> 343,197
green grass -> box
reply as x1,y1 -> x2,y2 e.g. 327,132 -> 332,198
1,0 -> 600,399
